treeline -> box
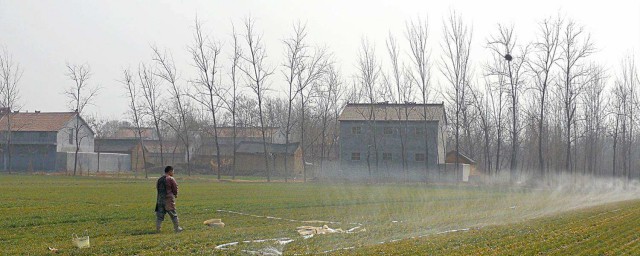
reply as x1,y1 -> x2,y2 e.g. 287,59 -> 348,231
3,11 -> 637,182
101,13 -> 640,182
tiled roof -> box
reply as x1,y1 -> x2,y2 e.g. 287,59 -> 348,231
212,127 -> 279,138
0,112 -> 77,132
338,103 -> 445,122
143,140 -> 185,154
95,138 -> 139,153
236,141 -> 299,155
445,150 -> 476,164
113,127 -> 158,139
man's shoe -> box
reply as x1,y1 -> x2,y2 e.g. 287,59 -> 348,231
175,226 -> 184,233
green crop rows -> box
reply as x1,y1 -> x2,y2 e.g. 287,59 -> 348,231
0,174 -> 637,255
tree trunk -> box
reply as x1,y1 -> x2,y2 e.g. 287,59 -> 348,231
538,93 -> 546,178
508,63 -> 518,183
97,152 -> 100,173
284,96 -> 292,182
232,117 -> 237,180
258,97 -> 270,182
301,93 -> 306,182
212,107 -> 222,180
153,118 -> 164,167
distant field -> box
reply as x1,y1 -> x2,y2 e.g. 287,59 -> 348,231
1,174 -> 638,255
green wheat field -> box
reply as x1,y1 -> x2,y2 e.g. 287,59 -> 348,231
1,174 -> 638,255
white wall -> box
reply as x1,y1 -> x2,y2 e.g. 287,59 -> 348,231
57,115 -> 94,153
442,163 -> 470,182
57,152 -> 131,172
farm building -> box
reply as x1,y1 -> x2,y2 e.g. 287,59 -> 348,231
214,126 -> 285,143
95,138 -> 145,171
112,127 -> 158,140
102,126 -> 289,173
0,110 -> 131,173
234,141 -> 302,176
445,151 -> 476,171
192,137 -> 235,173
443,150 -> 476,182
0,110 -> 94,171
190,127 -> 288,174
337,103 -> 447,181
96,139 -> 186,173
132,140 -> 186,170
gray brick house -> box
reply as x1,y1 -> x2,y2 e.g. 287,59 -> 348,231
338,103 -> 446,181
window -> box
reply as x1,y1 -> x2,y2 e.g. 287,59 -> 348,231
415,127 -> 424,135
415,153 -> 425,162
39,132 -> 47,138
382,152 -> 392,161
351,152 -> 361,161
69,129 -> 74,144
352,126 -> 362,134
383,127 -> 393,135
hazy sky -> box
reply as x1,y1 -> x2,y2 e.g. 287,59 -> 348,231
1,0 -> 639,120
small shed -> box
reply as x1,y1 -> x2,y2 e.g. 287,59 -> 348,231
444,150 -> 478,181
445,150 -> 476,165
132,141 -> 186,171
235,142 -> 302,176
95,138 -> 141,171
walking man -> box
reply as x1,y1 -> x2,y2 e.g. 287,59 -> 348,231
155,166 -> 183,233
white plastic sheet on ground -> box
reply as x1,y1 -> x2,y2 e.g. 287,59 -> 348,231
213,209 -> 471,255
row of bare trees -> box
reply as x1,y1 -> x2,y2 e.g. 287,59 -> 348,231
448,15 -> 639,183
109,13 -> 639,182
2,12 -> 638,182
109,18 -> 332,181
322,13 -> 637,182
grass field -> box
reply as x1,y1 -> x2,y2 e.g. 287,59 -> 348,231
1,174 -> 638,255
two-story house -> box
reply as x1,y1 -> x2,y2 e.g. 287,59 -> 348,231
338,103 -> 446,181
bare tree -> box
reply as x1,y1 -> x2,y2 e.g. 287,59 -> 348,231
558,20 -> 594,174
384,32 -> 418,180
139,62 -> 165,167
612,57 -> 638,183
316,64 -> 343,179
188,19 -> 224,180
610,82 -> 623,178
581,64 -> 606,176
0,48 -> 22,172
468,78 -> 493,176
357,38 -> 382,180
483,52 -> 509,175
228,23 -> 242,179
406,17 -> 433,179
384,33 -> 408,178
152,46 -> 192,176
440,12 -> 472,173
405,17 -> 431,104
64,63 -> 99,176
295,41 -> 330,182
238,17 -> 275,181
282,22 -> 306,182
121,69 -> 148,178
487,24 -> 529,182
528,16 -> 562,178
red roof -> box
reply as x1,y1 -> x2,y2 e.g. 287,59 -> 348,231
0,112 -> 77,132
